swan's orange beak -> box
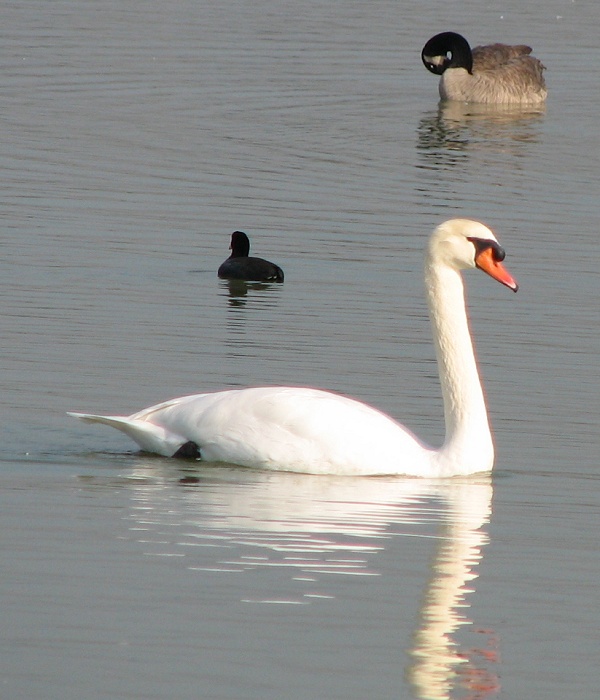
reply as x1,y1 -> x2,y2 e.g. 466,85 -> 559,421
475,247 -> 519,292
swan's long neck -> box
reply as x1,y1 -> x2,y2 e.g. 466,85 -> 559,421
424,260 -> 494,475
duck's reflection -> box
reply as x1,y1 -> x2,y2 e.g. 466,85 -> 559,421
417,100 -> 545,168
217,278 -> 286,376
219,278 -> 283,308
112,463 -> 498,699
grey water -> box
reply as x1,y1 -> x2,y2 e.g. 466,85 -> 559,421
1,1 -> 598,698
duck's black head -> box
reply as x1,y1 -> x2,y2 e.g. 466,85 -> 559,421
421,32 -> 473,75
229,231 -> 251,258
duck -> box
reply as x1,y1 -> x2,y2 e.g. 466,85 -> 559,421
217,231 -> 284,282
69,218 -> 518,477
421,32 -> 547,104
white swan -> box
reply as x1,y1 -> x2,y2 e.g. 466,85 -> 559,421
421,32 -> 547,104
69,219 -> 518,477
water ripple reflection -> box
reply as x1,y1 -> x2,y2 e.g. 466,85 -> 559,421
114,464 -> 498,698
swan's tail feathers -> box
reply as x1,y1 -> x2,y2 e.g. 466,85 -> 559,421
67,412 -> 191,458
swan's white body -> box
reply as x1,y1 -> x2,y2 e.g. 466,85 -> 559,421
70,219 -> 518,477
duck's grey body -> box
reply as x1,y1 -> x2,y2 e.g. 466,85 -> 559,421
422,32 -> 547,104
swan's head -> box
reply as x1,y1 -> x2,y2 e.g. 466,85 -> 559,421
428,219 -> 518,292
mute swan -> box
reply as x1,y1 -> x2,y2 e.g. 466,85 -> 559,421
421,32 -> 547,104
217,231 -> 284,282
69,219 -> 518,477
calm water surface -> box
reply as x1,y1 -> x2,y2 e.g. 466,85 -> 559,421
1,1 -> 598,698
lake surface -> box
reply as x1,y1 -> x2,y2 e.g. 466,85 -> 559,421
1,1 -> 598,698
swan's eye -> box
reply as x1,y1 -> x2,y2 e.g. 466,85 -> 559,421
467,237 -> 506,262
489,242 -> 506,262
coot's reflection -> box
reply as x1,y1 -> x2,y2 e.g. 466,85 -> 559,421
219,278 -> 283,307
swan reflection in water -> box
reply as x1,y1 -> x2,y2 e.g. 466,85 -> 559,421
406,476 -> 499,699
115,463 -> 499,699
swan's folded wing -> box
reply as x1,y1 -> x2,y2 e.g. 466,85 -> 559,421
67,412 -> 187,457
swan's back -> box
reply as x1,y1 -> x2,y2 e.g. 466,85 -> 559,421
77,387 -> 433,476
140,387 -> 433,474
